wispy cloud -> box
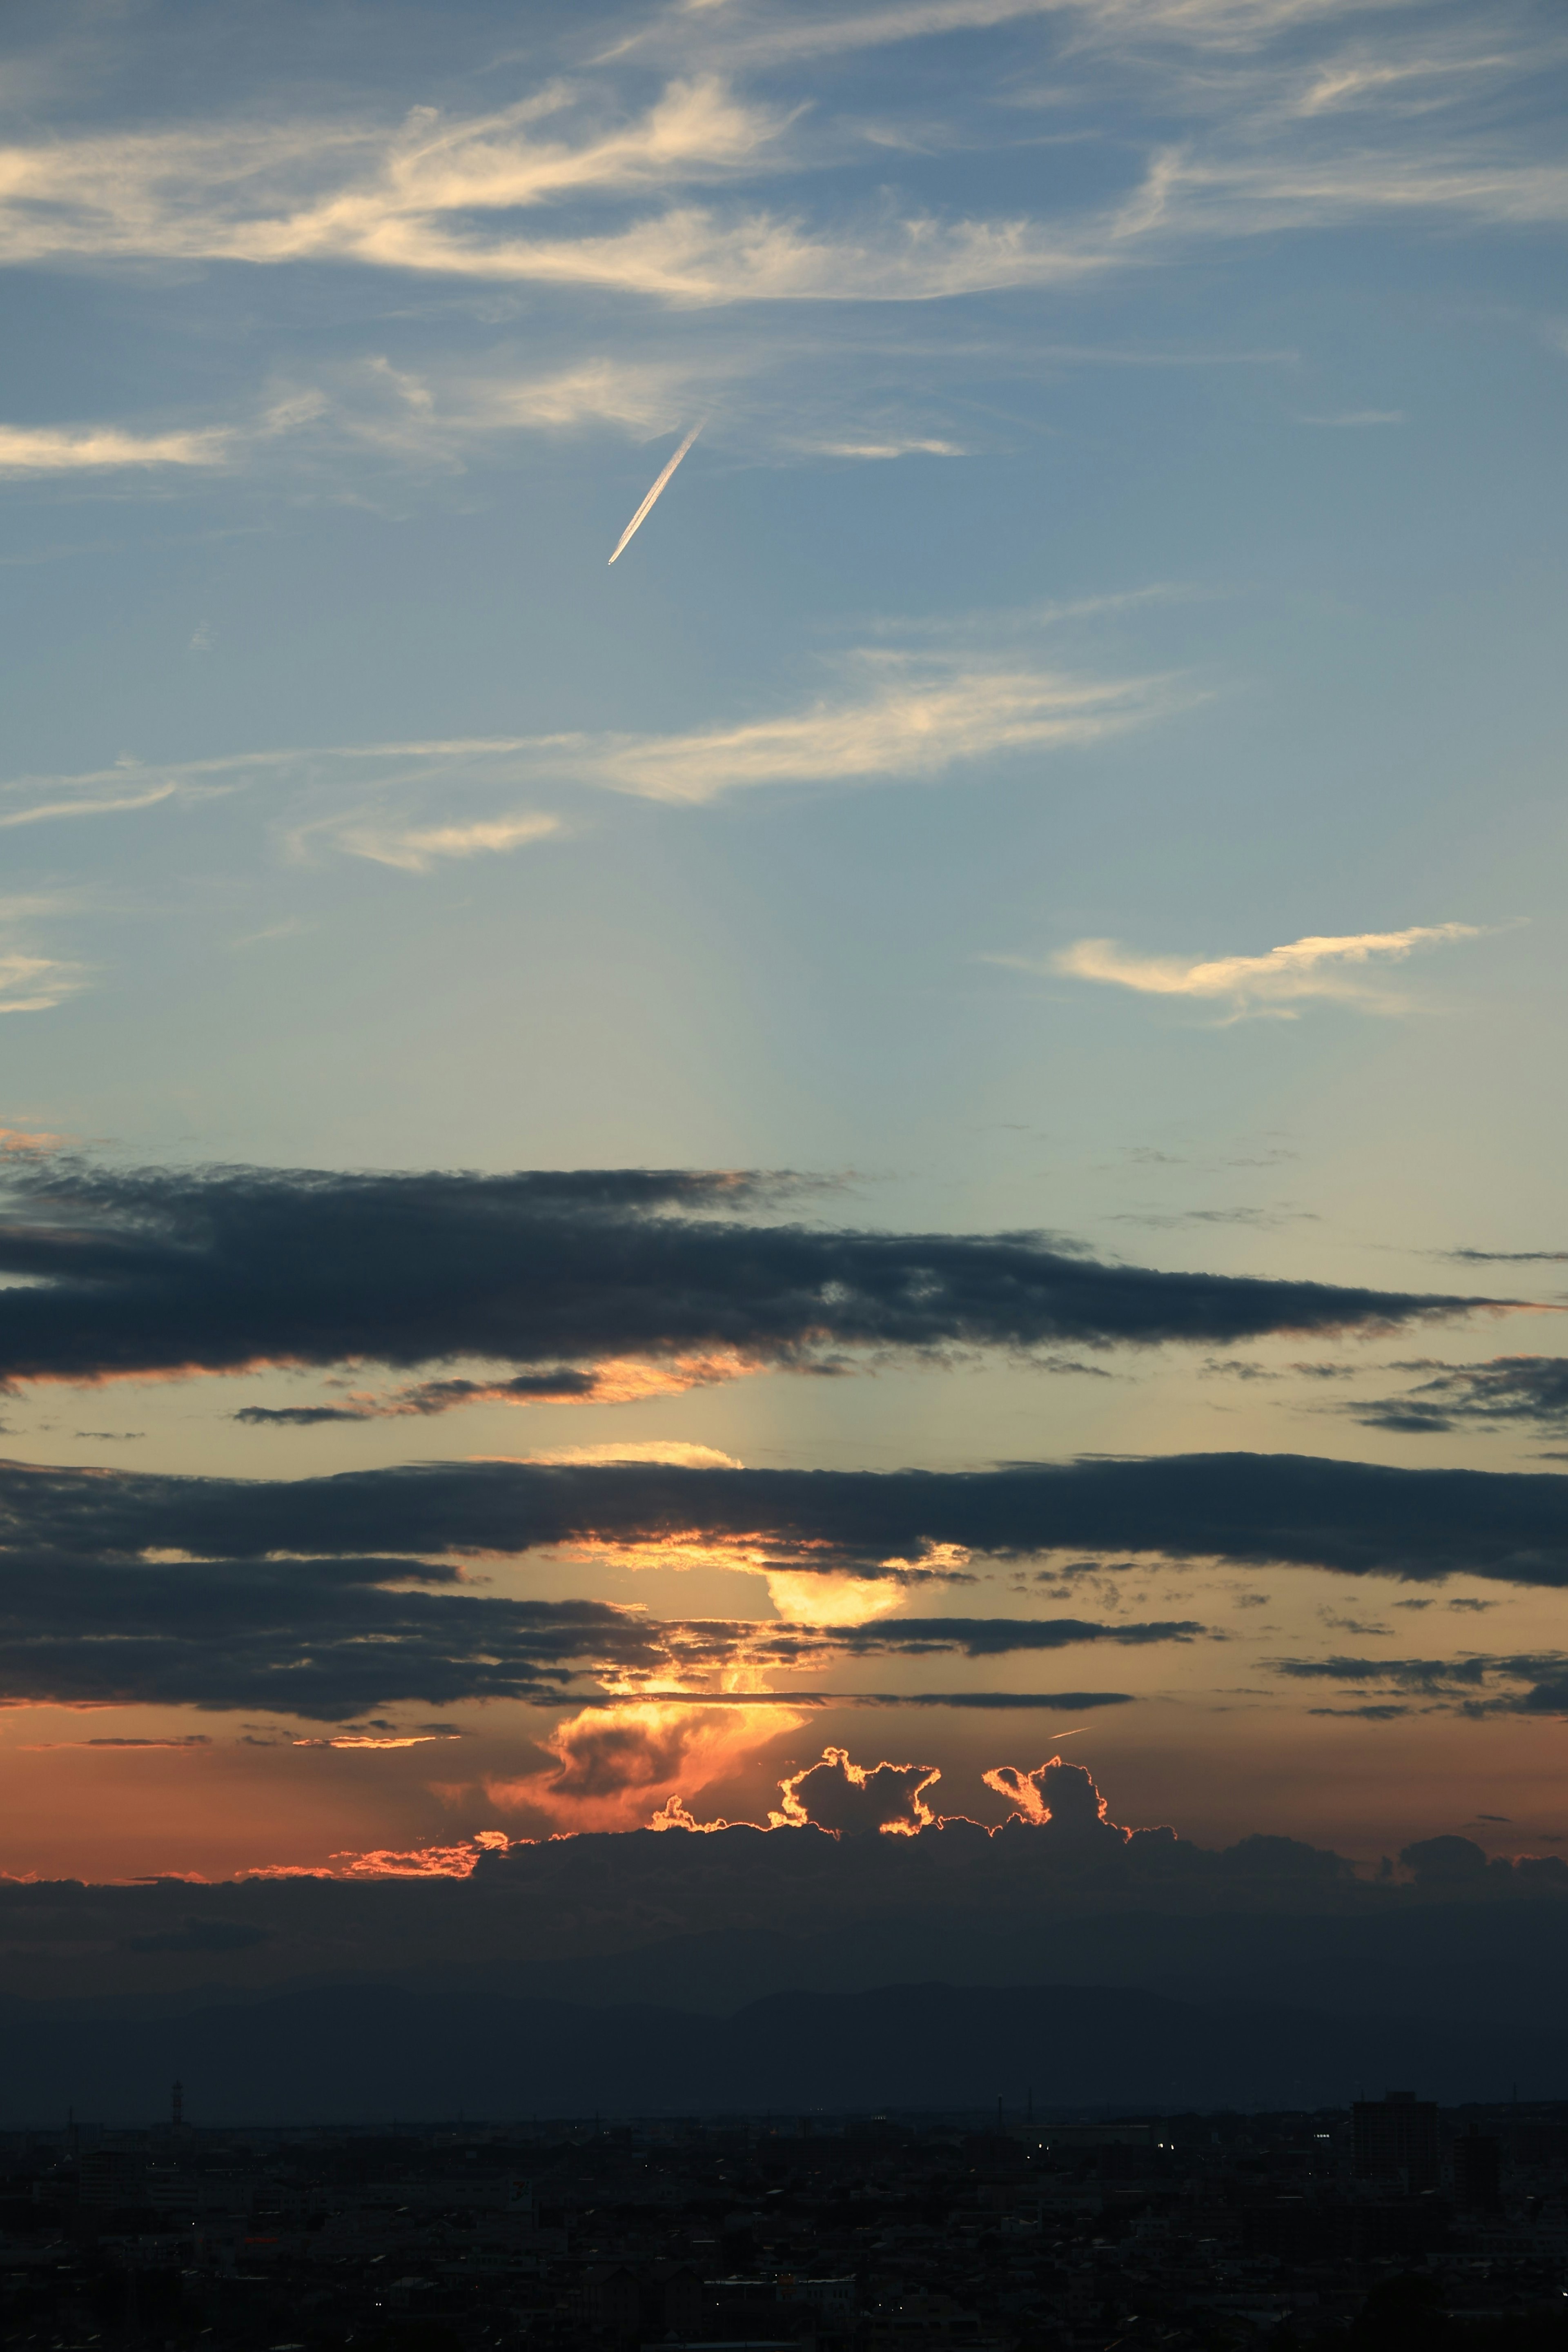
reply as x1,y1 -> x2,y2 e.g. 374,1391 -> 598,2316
315,810 -> 564,873
0,423 -> 229,473
7,636 -> 1187,868
1294,408 -> 1405,425
0,784 -> 176,830
0,898 -> 89,1015
0,79 -> 794,271
0,20 -> 1555,345
1014,922 -> 1489,1020
628,0 -> 1392,69
586,651 -> 1185,802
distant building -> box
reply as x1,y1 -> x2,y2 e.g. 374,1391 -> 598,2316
1454,2129 -> 1502,2211
1035,2124 -> 1152,2150
78,2149 -> 147,2209
1353,2090 -> 1441,2191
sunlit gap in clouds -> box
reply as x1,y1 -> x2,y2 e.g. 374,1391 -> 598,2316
558,1527 -> 973,1625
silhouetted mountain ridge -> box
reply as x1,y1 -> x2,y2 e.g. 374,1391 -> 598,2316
9,1977 -> 1566,2126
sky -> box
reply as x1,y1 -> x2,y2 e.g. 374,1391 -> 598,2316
1,0 -> 1567,1928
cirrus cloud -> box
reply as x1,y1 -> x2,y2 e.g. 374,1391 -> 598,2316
1022,921 -> 1490,1019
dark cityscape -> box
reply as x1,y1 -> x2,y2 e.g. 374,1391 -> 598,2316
6,2086 -> 1568,2352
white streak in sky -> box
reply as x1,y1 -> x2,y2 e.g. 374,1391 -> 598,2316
608,423 -> 701,564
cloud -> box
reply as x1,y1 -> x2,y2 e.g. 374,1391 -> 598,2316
4,639 -> 1186,849
20,1450 -> 1568,1598
521,1440 -> 744,1469
18,1734 -> 212,1751
772,1744 -> 942,1835
0,900 -> 90,1016
1445,1249 -> 1568,1265
795,436 -> 968,458
0,79 -> 797,272
0,1498 -> 1192,1717
0,78 -> 1114,307
0,785 -> 177,831
317,810 -> 562,873
11,1447 -> 1568,1720
1032,922 -> 1488,1020
0,11 -> 1557,362
0,1157 -> 1503,1395
583,651 -> 1182,803
1293,409 -> 1405,425
1271,1650 -> 1568,1718
0,424 -> 230,474
1349,1356 -> 1568,1436
762,1571 -> 911,1625
489,1698 -> 810,1830
983,1753 -> 1145,1848
0,951 -> 87,1016
1398,1834 -> 1489,1885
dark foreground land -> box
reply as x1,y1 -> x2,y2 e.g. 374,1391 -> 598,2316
5,2096 -> 1568,2352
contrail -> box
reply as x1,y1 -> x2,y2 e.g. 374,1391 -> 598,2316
608,423 -> 701,565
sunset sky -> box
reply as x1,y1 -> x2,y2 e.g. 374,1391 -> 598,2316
2,0 -> 1567,1907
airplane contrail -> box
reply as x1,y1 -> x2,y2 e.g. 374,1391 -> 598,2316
608,423 -> 701,565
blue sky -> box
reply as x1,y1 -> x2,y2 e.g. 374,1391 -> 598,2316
1,0 -> 1566,1878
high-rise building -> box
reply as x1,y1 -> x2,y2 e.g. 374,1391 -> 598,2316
1353,2090 -> 1441,2191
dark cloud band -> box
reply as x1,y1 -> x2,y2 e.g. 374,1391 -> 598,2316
6,1445 -> 1568,1715
6,1448 -> 1566,1586
1272,1649 -> 1568,1717
0,1535 -> 1186,1715
0,1158 -> 1498,1393
1350,1355 -> 1568,1436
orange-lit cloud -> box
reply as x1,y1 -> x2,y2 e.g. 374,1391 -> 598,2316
771,1744 -> 942,1838
518,1440 -> 742,1469
983,1754 -> 1145,1848
303,1350 -> 764,1425
306,1829 -> 516,1880
648,1793 -> 731,1833
761,1572 -> 910,1626
485,1696 -> 809,1831
290,1733 -> 461,1750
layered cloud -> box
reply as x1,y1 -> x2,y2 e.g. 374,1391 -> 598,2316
1272,1650 -> 1568,1719
9,1439 -> 1568,1590
14,1449 -> 1568,1587
7,1450 -> 1568,1736
3,642 -> 1185,858
0,9 -> 1559,310
0,1518 -> 1188,1715
1032,923 -> 1488,1020
0,1158 -> 1504,1396
1349,1355 -> 1568,1436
